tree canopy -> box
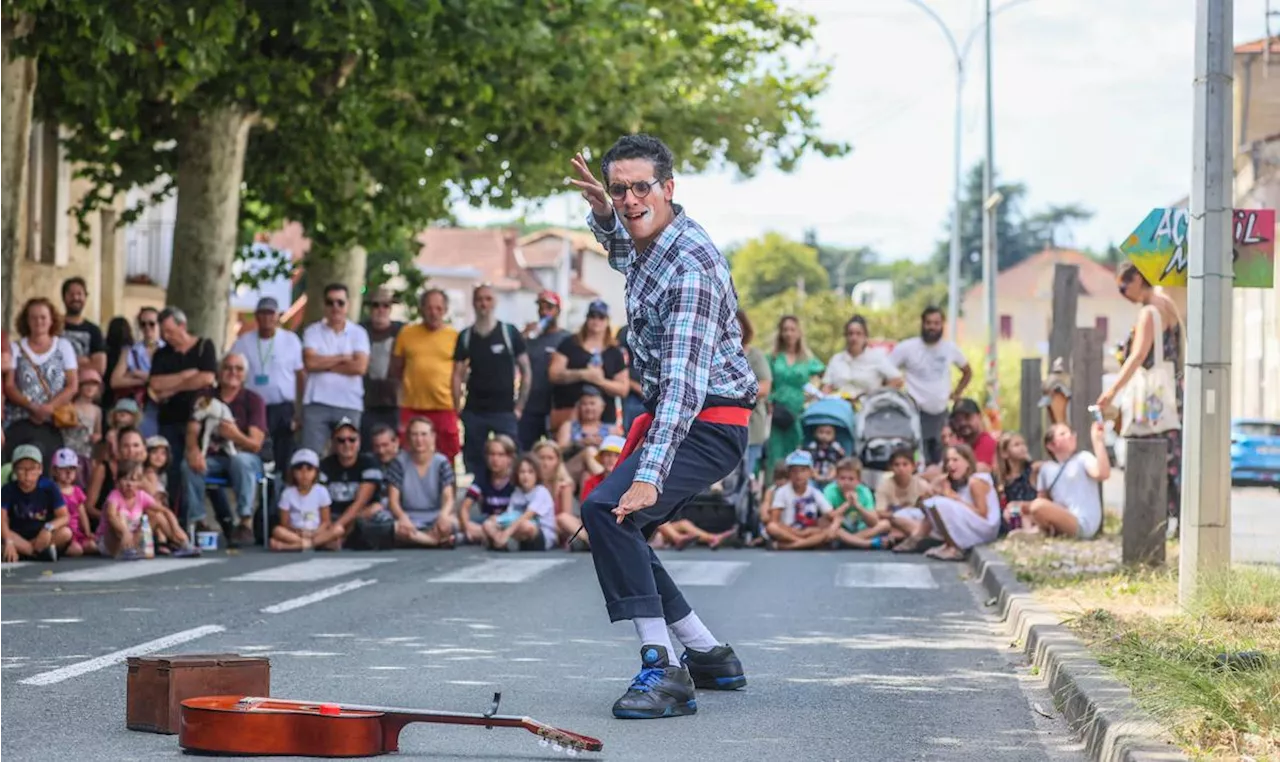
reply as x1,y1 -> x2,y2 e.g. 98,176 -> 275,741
730,232 -> 830,305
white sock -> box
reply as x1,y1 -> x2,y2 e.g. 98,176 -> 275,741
634,617 -> 675,655
670,612 -> 719,652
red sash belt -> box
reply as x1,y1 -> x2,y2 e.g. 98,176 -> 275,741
618,406 -> 752,462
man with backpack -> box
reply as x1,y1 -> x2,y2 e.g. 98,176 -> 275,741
452,284 -> 531,477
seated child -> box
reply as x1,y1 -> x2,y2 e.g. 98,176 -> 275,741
1,446 -> 72,562
804,424 -> 845,487
485,455 -> 557,552
764,450 -> 840,550
51,448 -> 95,556
533,440 -> 587,551
823,457 -> 891,549
272,449 -> 344,551
138,437 -> 196,555
96,460 -> 158,559
458,436 -> 516,546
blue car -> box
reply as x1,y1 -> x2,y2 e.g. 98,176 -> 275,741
1230,418 -> 1280,489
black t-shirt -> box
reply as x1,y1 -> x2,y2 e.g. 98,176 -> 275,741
62,319 -> 105,361
454,323 -> 527,413
151,338 -> 218,426
526,328 -> 570,414
552,337 -> 626,424
318,453 -> 383,515
465,472 -> 516,517
2,478 -> 66,539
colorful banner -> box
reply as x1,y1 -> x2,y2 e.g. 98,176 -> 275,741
1120,207 -> 1275,288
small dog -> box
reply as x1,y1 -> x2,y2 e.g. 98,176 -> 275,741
192,396 -> 238,457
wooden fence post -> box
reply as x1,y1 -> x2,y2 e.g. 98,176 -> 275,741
1020,357 -> 1043,460
1070,327 -> 1104,447
1049,263 -> 1080,372
1122,437 -> 1168,566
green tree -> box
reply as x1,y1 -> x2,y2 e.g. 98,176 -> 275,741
731,233 -> 830,306
744,289 -> 846,361
17,0 -> 848,342
932,162 -> 1041,285
1024,203 -> 1094,249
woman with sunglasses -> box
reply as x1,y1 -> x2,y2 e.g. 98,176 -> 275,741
547,299 -> 629,434
111,307 -> 163,437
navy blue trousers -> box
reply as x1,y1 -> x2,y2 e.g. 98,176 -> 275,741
580,420 -> 747,622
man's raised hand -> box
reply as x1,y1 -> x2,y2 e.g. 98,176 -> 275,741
568,152 -> 611,218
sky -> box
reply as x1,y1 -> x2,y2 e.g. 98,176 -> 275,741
452,0 -> 1273,264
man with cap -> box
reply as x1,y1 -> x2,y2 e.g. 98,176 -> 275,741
518,290 -> 570,450
2,445 -> 72,562
233,296 -> 306,481
359,287 -> 404,456
950,397 -> 997,469
452,284 -> 529,477
319,417 -> 390,550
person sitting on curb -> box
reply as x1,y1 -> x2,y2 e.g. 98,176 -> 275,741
1,445 -> 72,562
764,451 -> 840,550
319,419 -> 387,549
824,457 -> 892,549
272,449 -> 344,551
385,417 -> 458,548
1025,422 -> 1110,540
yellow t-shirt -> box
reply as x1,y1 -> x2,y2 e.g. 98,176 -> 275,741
394,323 -> 459,411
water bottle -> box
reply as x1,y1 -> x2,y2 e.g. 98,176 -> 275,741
536,315 -> 552,335
1007,503 -> 1023,531
140,515 -> 155,559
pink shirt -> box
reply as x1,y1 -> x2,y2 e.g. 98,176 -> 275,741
97,488 -> 156,539
60,486 -> 86,535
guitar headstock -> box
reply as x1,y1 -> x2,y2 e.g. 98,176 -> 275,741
526,718 -> 604,753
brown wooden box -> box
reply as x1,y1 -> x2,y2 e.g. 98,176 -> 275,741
126,653 -> 270,734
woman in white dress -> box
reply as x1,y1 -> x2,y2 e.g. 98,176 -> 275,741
892,443 -> 999,560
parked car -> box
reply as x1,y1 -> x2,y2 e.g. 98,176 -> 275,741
1230,418 -> 1280,490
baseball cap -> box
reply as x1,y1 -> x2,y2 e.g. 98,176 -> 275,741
784,450 -> 814,469
597,435 -> 625,459
112,398 -> 141,416
587,299 -> 609,317
537,290 -> 562,308
952,398 -> 981,417
79,368 -> 103,386
331,417 -> 359,435
12,445 -> 42,466
291,449 -> 320,469
145,436 -> 170,450
255,296 -> 280,313
53,448 -> 79,469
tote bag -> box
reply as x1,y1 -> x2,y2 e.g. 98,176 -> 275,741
1119,307 -> 1181,437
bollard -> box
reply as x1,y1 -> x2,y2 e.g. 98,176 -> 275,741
1121,437 -> 1168,567
1019,357 -> 1043,460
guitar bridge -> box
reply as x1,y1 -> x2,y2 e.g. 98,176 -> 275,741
483,691 -> 502,728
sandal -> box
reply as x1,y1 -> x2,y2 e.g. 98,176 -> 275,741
893,537 -> 923,553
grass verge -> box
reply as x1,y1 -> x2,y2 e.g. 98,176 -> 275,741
993,515 -> 1280,761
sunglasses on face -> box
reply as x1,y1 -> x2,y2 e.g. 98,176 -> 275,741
607,179 -> 660,200
326,299 -> 347,308
139,320 -> 157,328
334,436 -> 358,444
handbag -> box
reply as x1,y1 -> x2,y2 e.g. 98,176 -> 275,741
1119,307 -> 1181,437
19,342 -> 79,429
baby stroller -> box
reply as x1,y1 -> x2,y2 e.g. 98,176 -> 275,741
855,388 -> 922,472
799,397 -> 858,456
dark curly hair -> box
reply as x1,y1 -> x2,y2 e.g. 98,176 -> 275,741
600,134 -> 675,184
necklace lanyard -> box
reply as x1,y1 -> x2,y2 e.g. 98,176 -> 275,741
257,334 -> 275,370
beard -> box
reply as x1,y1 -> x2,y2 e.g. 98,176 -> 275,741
921,329 -> 942,343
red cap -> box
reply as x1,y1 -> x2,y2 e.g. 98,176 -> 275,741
537,290 -> 562,308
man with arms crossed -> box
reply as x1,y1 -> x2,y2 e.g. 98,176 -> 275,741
568,135 -> 758,720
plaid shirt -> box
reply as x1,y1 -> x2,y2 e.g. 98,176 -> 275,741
588,204 -> 758,491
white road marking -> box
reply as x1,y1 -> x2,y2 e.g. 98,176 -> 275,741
229,558 -> 395,582
1,562 -> 30,570
260,579 -> 377,614
42,558 -> 223,582
429,559 -> 571,584
39,618 -> 84,624
835,563 -> 939,590
18,625 -> 225,686
661,560 -> 750,586
1,620 -> 28,626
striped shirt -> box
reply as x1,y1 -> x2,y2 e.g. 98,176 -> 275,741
587,204 -> 758,491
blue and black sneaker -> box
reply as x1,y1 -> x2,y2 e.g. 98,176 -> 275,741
680,644 -> 747,690
611,645 -> 697,720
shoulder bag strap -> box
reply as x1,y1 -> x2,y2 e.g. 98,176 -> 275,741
18,342 -> 56,401
1045,453 -> 1078,495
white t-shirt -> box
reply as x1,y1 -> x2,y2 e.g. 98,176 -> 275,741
771,482 -> 833,529
888,337 -> 968,415
510,484 -> 557,548
823,348 -> 901,398
279,484 -> 332,532
232,329 -> 305,406
1036,453 -> 1102,539
11,338 -> 78,372
302,320 -> 371,410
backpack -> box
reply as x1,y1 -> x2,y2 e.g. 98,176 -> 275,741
460,322 -> 515,359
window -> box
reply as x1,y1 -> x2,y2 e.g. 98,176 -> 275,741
1095,316 -> 1109,343
999,314 -> 1013,339
25,121 -> 70,266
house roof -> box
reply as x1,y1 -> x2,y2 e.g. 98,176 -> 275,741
414,227 -> 521,290
964,248 -> 1122,303
1236,36 -> 1280,55
519,227 -> 605,256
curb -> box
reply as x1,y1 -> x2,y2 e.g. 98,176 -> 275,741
968,545 -> 1187,762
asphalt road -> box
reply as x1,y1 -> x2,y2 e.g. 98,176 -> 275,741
1,546 -> 1087,762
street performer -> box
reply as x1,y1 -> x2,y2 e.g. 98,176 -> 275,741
568,135 -> 758,720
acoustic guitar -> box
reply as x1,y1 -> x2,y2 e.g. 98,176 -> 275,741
179,694 -> 603,757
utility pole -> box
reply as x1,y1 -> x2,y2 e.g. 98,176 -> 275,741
1181,0 -> 1233,605
982,0 -> 1000,417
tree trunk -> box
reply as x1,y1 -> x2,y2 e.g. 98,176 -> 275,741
1,13 -> 37,331
303,245 -> 368,326
167,106 -> 252,348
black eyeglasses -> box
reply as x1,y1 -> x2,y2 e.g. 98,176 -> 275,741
326,299 -> 347,307
607,178 -> 660,200
139,320 -> 157,327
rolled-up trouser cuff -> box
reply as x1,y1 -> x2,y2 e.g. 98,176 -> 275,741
607,594 -> 664,623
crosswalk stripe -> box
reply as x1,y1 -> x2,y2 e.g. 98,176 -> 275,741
41,558 -> 223,583
227,558 -> 395,582
1,562 -> 31,570
429,559 -> 572,584
835,563 -> 938,589
260,579 -> 377,613
18,625 -> 225,686
661,560 -> 750,586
